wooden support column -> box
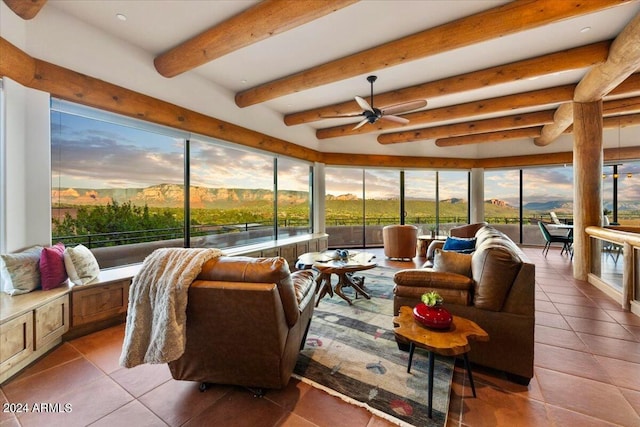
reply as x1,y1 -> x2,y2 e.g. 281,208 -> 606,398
573,100 -> 603,280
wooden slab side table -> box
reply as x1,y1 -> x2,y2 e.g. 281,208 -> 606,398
393,305 -> 489,418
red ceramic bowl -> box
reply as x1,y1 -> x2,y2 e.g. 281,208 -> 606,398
413,302 -> 453,330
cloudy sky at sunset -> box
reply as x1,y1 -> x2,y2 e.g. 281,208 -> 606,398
52,111 -> 639,206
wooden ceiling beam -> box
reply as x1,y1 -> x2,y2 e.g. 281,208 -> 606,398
315,66 -> 640,140
0,37 -> 322,163
475,146 -> 640,169
378,110 -> 555,145
434,111 -> 640,147
317,85 -> 577,140
154,0 -> 357,78
535,12 -> 640,146
603,96 -> 640,115
320,152 -> 477,169
2,0 -> 47,20
236,0 -> 626,108
294,40 -> 608,128
436,128 -> 543,147
379,94 -> 640,145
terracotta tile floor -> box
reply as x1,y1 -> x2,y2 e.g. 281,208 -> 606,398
1,247 -> 639,426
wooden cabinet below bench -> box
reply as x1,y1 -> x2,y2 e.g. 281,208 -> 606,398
0,289 -> 70,384
65,278 -> 131,340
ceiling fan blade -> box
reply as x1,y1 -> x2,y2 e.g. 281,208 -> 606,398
321,113 -> 364,119
355,96 -> 373,113
352,118 -> 370,130
380,115 -> 410,125
381,99 -> 427,116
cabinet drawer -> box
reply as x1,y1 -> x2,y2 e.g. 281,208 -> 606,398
71,280 -> 130,327
0,312 -> 34,376
35,294 -> 69,350
261,248 -> 279,257
279,244 -> 296,266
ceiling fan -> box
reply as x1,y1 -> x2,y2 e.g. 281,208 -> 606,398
324,75 -> 427,130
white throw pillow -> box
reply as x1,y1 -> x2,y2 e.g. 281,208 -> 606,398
64,244 -> 100,285
0,246 -> 43,295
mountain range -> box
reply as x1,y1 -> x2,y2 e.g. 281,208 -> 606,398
51,184 -> 640,213
52,183 -> 308,209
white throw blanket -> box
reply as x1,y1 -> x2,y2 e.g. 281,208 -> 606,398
119,247 -> 223,368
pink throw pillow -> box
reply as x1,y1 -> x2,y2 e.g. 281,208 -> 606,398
40,243 -> 68,290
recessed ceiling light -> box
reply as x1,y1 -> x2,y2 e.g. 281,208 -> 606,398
241,79 -> 247,84
580,26 -> 591,33
116,13 -> 127,22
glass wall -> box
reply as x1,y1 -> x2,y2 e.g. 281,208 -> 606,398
189,138 -> 275,248
604,161 -> 640,226
276,157 -> 312,238
51,106 -> 186,260
325,167 -> 471,248
522,165 -> 574,245
484,169 -> 521,242
405,170 -> 437,235
437,171 -> 469,235
325,167 -> 364,248
364,169 -> 400,247
51,101 -> 313,265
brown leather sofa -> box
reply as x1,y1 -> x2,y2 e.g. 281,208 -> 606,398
383,224 -> 418,260
168,256 -> 316,394
393,223 -> 535,385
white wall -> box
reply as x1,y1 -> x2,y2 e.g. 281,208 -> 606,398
1,78 -> 51,252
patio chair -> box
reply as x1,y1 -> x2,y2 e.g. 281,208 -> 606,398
549,211 -> 562,225
538,221 -> 573,258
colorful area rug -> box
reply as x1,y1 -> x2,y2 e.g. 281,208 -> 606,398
294,266 -> 453,427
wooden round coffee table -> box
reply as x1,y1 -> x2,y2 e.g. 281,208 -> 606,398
296,251 -> 377,306
393,305 -> 489,418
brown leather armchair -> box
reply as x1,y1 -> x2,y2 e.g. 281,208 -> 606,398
168,256 -> 316,394
383,224 -> 418,260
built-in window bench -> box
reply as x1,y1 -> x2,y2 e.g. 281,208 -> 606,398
0,233 -> 327,383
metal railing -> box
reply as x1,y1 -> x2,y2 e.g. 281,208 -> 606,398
53,219 -> 311,249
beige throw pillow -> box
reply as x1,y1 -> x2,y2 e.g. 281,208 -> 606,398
432,248 -> 473,277
0,246 -> 43,295
64,244 -> 100,285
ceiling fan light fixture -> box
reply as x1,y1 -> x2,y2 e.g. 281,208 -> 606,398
325,75 -> 427,131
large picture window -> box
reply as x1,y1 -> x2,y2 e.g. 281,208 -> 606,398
51,104 -> 186,266
51,101 -> 314,266
276,157 -> 312,238
189,138 -> 275,248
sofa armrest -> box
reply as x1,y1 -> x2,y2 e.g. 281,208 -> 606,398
426,240 -> 445,261
393,269 -> 472,306
290,269 -> 317,311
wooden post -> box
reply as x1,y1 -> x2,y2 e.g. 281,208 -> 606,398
572,101 -> 603,280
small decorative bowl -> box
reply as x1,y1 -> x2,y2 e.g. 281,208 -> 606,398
413,302 -> 453,330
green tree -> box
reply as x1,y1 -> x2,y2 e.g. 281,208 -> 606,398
52,201 -> 182,247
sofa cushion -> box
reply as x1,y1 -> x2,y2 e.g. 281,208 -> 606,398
0,246 -> 43,295
471,243 -> 521,311
442,236 -> 476,253
432,248 -> 472,277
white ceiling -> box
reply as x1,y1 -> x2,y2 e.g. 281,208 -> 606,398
18,0 -> 640,160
